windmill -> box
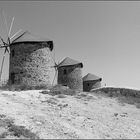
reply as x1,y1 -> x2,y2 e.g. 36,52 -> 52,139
0,10 -> 22,81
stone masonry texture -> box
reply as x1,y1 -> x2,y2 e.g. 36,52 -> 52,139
83,80 -> 101,92
9,42 -> 52,87
58,64 -> 83,91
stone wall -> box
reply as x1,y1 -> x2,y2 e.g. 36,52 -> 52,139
92,87 -> 140,98
9,42 -> 52,87
83,80 -> 101,92
58,64 -> 83,91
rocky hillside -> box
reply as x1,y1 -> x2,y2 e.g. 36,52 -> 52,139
0,86 -> 140,139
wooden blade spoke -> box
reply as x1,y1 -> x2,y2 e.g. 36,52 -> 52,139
0,53 -> 6,81
53,44 -> 56,62
2,10 -> 9,37
7,37 -> 10,45
0,36 -> 6,45
0,45 -> 5,48
50,52 -> 55,64
4,46 -> 9,54
10,29 -> 22,40
52,70 -> 57,86
8,17 -> 15,37
48,65 -> 55,68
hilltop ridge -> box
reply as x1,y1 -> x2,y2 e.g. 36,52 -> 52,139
0,86 -> 140,139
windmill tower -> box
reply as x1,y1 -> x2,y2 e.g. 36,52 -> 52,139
9,31 -> 53,87
0,11 -> 54,87
83,73 -> 102,91
58,57 -> 83,91
50,57 -> 83,91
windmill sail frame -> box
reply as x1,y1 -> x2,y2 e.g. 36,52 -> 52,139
0,10 -> 22,81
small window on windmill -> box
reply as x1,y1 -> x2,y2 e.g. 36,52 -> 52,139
47,41 -> 53,51
11,72 -> 15,84
63,69 -> 67,75
11,49 -> 15,57
20,71 -> 23,74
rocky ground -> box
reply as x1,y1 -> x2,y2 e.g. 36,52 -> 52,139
0,88 -> 140,139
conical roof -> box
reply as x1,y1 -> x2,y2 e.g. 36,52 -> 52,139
83,73 -> 102,81
11,31 -> 53,51
58,57 -> 83,68
12,31 -> 51,43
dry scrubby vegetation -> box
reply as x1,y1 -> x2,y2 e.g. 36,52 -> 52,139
41,84 -> 78,96
0,83 -> 78,93
0,83 -> 50,91
0,114 -> 39,139
93,87 -> 140,109
1,83 -> 140,109
40,85 -> 140,109
94,87 -> 140,97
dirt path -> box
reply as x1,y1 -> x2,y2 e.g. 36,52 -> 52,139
0,90 -> 140,139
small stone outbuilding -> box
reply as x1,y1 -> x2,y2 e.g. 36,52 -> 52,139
57,57 -> 83,91
83,73 -> 102,92
9,31 -> 53,87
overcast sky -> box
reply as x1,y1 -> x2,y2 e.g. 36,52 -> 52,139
0,1 -> 140,89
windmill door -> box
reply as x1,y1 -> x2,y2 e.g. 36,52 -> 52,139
11,73 -> 15,84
